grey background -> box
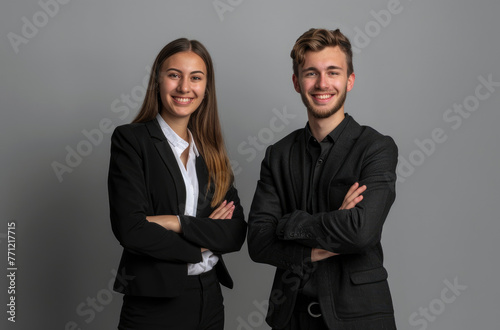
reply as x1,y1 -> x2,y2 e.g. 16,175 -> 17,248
1,0 -> 499,329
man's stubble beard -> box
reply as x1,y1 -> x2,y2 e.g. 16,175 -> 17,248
302,86 -> 347,119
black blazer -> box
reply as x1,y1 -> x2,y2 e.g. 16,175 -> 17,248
108,119 -> 247,297
248,115 -> 397,329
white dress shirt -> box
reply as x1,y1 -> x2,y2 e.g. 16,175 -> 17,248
156,114 -> 219,275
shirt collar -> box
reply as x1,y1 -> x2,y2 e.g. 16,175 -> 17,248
305,113 -> 351,144
156,113 -> 199,156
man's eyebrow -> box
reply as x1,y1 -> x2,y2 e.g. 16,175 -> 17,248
165,68 -> 206,75
301,65 -> 343,73
301,67 -> 317,73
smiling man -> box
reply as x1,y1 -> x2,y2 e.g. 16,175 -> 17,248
248,28 -> 398,329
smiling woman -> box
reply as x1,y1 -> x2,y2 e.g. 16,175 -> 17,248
107,38 -> 247,330
158,51 -> 207,129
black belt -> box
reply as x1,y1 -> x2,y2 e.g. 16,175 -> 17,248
295,293 -> 322,318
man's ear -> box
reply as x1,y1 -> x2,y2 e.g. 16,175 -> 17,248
292,74 -> 301,93
347,72 -> 355,92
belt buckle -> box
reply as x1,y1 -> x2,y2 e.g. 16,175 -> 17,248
307,301 -> 322,318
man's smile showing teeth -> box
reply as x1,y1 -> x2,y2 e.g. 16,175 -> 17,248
313,94 -> 334,100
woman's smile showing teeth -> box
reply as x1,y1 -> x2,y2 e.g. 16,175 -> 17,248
172,96 -> 194,104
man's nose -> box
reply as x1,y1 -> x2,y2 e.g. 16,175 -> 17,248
316,74 -> 328,90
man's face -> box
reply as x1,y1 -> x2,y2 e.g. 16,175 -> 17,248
293,46 -> 355,119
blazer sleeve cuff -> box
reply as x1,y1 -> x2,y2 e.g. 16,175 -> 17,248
275,213 -> 291,239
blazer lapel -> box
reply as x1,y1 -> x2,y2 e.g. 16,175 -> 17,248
319,116 -> 363,200
195,155 -> 212,216
145,119 -> 187,215
289,131 -> 307,210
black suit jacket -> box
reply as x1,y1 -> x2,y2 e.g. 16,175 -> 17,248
248,115 -> 397,329
108,119 -> 247,297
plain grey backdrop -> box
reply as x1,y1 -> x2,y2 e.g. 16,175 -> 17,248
1,0 -> 499,329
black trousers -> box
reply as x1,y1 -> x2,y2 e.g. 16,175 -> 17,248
118,269 -> 224,330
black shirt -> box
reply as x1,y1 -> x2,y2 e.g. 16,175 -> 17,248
300,114 -> 351,297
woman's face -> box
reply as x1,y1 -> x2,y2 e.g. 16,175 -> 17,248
158,51 -> 207,122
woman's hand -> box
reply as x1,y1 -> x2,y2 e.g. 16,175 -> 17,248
200,201 -> 234,252
147,201 -> 235,252
209,200 -> 235,219
146,215 -> 182,233
339,182 -> 366,210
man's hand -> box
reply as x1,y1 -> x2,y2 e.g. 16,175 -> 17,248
339,182 -> 366,210
312,183 -> 367,262
311,248 -> 339,262
209,200 -> 234,219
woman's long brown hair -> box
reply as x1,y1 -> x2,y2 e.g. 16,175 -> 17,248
133,38 -> 233,207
